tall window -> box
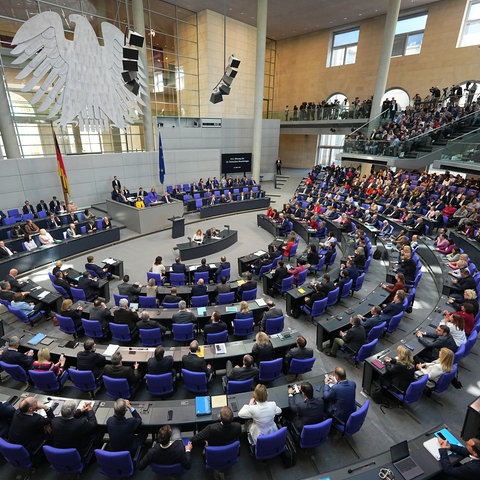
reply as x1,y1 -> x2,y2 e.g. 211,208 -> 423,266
458,0 -> 480,47
392,13 -> 428,57
328,28 -> 359,67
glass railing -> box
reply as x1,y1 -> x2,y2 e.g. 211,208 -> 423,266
267,103 -> 368,121
440,142 -> 480,164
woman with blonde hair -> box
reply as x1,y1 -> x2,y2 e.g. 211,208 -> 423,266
38,228 -> 55,245
238,384 -> 281,445
33,347 -> 65,376
382,344 -> 415,392
416,347 -> 454,383
146,277 -> 158,298
235,301 -> 251,319
251,331 -> 274,363
59,298 -> 83,328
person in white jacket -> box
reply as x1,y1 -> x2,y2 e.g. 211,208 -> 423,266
238,384 -> 281,445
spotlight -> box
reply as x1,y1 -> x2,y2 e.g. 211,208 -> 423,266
210,90 -> 223,104
123,47 -> 139,60
228,55 -> 240,69
122,71 -> 136,83
222,74 -> 233,86
128,30 -> 144,48
126,80 -> 140,96
224,66 -> 238,79
219,83 -> 231,96
122,60 -> 138,71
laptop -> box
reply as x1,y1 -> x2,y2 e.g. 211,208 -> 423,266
390,441 -> 424,480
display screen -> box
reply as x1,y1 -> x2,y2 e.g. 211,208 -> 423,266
221,153 -> 252,174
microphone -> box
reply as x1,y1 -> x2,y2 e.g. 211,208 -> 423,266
347,461 -> 375,474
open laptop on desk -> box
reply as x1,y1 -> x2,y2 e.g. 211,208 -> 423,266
391,440 -> 424,480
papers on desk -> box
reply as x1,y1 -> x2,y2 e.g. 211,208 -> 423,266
214,343 -> 226,354
189,265 -> 199,271
37,291 -> 49,300
225,306 -> 238,313
298,288 -> 306,294
28,333 -> 46,345
237,280 -> 246,286
256,298 -> 267,307
78,400 -> 95,410
197,307 -> 207,316
103,344 -> 119,357
423,429 -> 462,460
211,395 -> 227,409
102,258 -> 116,265
197,346 -> 205,358
209,264 -> 217,269
254,250 -> 267,257
130,303 -> 139,310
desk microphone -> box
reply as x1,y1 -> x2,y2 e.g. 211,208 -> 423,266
377,349 -> 389,360
347,461 -> 375,474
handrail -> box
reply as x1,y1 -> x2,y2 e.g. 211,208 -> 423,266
350,109 -> 389,136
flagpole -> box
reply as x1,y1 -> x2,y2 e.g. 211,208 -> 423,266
51,123 -> 71,206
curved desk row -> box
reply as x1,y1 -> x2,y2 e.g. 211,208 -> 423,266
0,227 -> 121,279
175,229 -> 238,261
199,197 -> 270,218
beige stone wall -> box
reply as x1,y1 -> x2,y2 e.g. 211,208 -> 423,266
279,134 -> 317,169
198,10 -> 257,118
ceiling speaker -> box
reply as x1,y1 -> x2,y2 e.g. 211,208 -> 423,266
128,30 -> 144,48
210,90 -> 223,104
228,55 -> 240,69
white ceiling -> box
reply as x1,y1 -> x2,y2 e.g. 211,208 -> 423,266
168,0 -> 442,40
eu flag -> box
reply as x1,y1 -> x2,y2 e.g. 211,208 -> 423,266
159,131 -> 165,184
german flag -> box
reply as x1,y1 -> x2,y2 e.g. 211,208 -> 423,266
51,125 -> 70,197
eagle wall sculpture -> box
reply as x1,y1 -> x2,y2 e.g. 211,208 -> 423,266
12,11 -> 147,132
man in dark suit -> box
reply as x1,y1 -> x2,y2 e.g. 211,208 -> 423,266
171,257 -> 187,274
284,335 -> 314,372
22,200 -> 36,217
117,275 -> 142,302
182,340 -> 213,382
287,382 -> 325,432
271,260 -> 289,295
36,200 -> 49,213
260,300 -> 283,331
6,268 -> 26,292
380,291 -> 405,325
107,398 -> 147,455
112,176 -> 121,190
54,271 -> 73,299
147,345 -> 175,377
0,401 -> 15,438
323,367 -> 356,424
77,271 -> 100,302
191,278 -> 207,297
236,272 -> 257,301
438,437 -> 480,478
225,354 -> 258,384
88,299 -> 111,329
113,298 -> 139,338
218,256 -> 230,271
8,396 -> 54,455
0,281 -> 15,302
0,241 -> 15,257
85,255 -> 109,279
415,324 -> 458,362
203,311 -> 227,342
328,316 -> 366,357
171,300 -> 196,324
104,351 -> 141,389
196,258 -> 210,274
76,338 -> 106,378
1,336 -> 34,370
51,400 -> 98,459
46,213 -> 61,229
191,406 -> 241,447
162,287 -> 182,305
360,307 -> 384,333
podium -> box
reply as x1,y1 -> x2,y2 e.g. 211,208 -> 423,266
170,216 -> 185,239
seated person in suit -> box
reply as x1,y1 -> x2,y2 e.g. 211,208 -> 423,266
218,255 -> 230,271
104,351 -> 141,389
437,437 -> 480,478
225,354 -> 258,385
38,228 -> 55,245
46,213 -> 61,229
147,345 -> 175,377
24,219 -> 40,235
22,200 -> 36,217
0,400 -> 15,438
113,298 -> 139,338
215,276 -> 230,301
359,306 -> 384,333
415,324 -> 458,362
172,300 -> 196,324
323,366 -> 356,424
77,271 -> 100,302
270,260 -> 289,295
284,335 -> 313,372
102,216 -> 112,229
381,344 -> 415,392
196,258 -> 210,274
251,331 -> 274,364
287,381 -> 325,433
85,255 -> 109,279
136,310 -> 166,334
191,278 -> 208,297
8,396 -> 55,456
162,287 -> 182,305
76,338 -> 106,379
260,300 -> 283,331
11,292 -> 43,316
59,299 -> 83,328
203,311 -> 227,342
192,406 -> 241,448
379,290 -> 406,325
107,398 -> 148,455
182,340 -> 213,382
89,299 -> 111,330
236,272 -> 257,301
328,316 -> 366,357
117,275 -> 142,303
1,335 -> 34,371
51,400 -> 98,460
171,256 -> 187,275
138,425 -> 192,471
54,271 -> 73,299
66,223 -> 81,238
0,281 -> 16,302
52,260 -> 64,277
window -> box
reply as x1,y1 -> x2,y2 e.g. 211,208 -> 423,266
328,28 -> 359,67
458,0 -> 480,47
392,13 -> 428,56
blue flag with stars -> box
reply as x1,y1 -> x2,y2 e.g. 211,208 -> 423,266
159,131 -> 165,184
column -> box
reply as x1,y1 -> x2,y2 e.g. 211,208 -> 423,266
132,0 -> 154,152
252,0 -> 268,182
369,0 -> 401,127
0,76 -> 21,159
